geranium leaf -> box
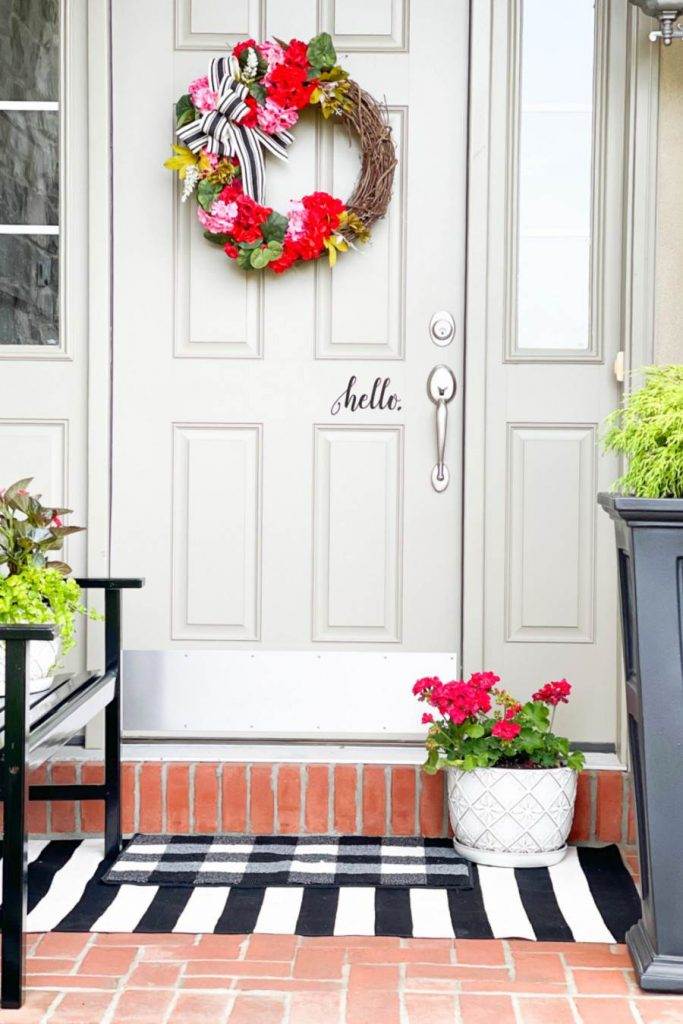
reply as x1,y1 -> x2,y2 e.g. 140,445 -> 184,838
197,179 -> 222,211
261,212 -> 288,244
307,32 -> 337,71
203,231 -> 231,246
175,93 -> 194,119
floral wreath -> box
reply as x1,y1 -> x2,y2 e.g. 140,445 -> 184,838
164,33 -> 397,274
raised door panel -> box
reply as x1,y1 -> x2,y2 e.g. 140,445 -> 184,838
175,0 -> 264,50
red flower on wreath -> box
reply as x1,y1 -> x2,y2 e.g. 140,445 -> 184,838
492,720 -> 521,741
218,184 -> 271,243
284,38 -> 310,68
268,63 -> 315,110
240,96 -> 259,129
232,39 -> 258,59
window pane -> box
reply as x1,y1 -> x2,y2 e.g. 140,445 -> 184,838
0,0 -> 60,101
0,111 -> 59,224
0,233 -> 59,345
515,0 -> 595,352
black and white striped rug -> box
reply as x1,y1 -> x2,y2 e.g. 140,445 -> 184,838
102,835 -> 473,888
13,840 -> 640,942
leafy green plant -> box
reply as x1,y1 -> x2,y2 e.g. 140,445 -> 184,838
602,364 -> 683,498
414,673 -> 585,774
0,478 -> 84,576
0,567 -> 90,656
0,479 -> 96,655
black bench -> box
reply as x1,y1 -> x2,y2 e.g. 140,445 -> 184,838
0,577 -> 143,1008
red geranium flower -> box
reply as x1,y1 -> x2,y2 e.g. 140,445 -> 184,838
504,703 -> 523,719
284,39 -> 310,68
232,39 -> 258,59
240,96 -> 259,129
270,241 -> 299,274
421,712 -> 434,725
224,242 -> 239,259
268,63 -> 315,110
469,671 -> 500,692
532,679 -> 572,706
492,720 -> 521,741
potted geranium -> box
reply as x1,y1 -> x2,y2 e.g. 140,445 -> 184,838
0,478 -> 92,693
598,364 -> 683,991
414,672 -> 584,867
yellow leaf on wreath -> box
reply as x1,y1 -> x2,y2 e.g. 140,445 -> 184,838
309,88 -> 322,104
163,145 -> 198,178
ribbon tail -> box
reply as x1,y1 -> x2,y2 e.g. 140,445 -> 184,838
230,125 -> 266,203
254,128 -> 293,162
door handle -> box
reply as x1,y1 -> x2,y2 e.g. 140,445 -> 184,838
427,365 -> 457,492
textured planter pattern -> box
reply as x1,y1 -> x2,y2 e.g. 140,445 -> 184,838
0,637 -> 60,695
447,766 -> 577,854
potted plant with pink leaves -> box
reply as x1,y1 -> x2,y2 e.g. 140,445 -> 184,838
414,672 -> 584,868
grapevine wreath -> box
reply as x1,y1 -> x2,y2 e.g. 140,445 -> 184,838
164,33 -> 397,274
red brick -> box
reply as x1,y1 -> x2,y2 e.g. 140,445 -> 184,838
517,997 -> 575,1024
79,946 -> 136,977
50,992 -> 115,1023
113,988 -> 175,1021
304,765 -> 329,833
513,952 -> 565,983
245,935 -> 298,961
627,780 -> 637,845
250,764 -> 274,833
290,992 -> 343,1024
277,765 -> 302,834
222,764 -> 247,832
574,998 -> 637,1024
405,994 -> 458,1024
349,965 -> 400,989
293,949 -> 344,979
227,996 -> 285,1024
362,766 -> 386,835
419,771 -> 445,837
569,771 -> 592,843
121,762 -> 136,835
80,763 -> 104,833
347,989 -> 400,1024
391,767 -> 416,835
455,940 -> 506,966
127,962 -> 182,988
571,969 -> 631,995
50,762 -> 77,833
635,998 -> 683,1023
166,763 -> 190,833
334,765 -> 357,833
193,763 -> 218,833
458,994 -> 516,1024
27,765 -> 48,834
139,762 -> 162,833
596,772 -> 624,843
34,934 -> 91,959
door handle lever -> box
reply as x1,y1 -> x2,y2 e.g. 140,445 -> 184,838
427,365 -> 457,492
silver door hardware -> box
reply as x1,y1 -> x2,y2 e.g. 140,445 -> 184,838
429,311 -> 455,347
427,365 -> 457,492
614,350 -> 625,383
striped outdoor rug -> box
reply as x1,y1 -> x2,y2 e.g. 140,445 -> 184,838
12,839 -> 640,942
102,835 -> 473,888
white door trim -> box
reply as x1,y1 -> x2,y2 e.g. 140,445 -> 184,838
462,0 -> 660,766
84,0 -> 113,748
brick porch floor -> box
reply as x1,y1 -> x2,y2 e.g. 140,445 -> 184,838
4,934 -> 682,1024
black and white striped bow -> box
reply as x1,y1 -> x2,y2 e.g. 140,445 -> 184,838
176,55 -> 293,204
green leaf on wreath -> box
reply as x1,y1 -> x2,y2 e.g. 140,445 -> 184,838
175,94 -> 195,126
261,212 -> 289,244
248,82 -> 267,103
236,247 -> 256,270
203,231 -> 231,246
197,179 -> 222,211
250,247 -> 270,270
307,32 -> 337,71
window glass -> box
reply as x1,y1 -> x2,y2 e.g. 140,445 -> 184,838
0,0 -> 60,346
516,0 -> 595,352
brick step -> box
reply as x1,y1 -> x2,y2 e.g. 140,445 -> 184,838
14,762 -> 636,845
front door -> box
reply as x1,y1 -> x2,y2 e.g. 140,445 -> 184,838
111,3 -> 469,738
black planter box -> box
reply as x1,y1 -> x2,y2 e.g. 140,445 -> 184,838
599,493 -> 683,990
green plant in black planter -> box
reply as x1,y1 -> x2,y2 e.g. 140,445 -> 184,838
599,364 -> 683,992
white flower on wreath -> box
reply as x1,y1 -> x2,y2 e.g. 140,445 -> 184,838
181,164 -> 200,203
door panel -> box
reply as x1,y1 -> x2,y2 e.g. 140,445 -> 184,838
112,1 -> 469,737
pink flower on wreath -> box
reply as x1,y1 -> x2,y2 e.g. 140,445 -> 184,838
51,514 -> 63,527
197,199 -> 238,234
189,75 -> 217,112
492,719 -> 521,741
256,98 -> 299,135
532,679 -> 572,706
284,199 -> 308,241
260,39 -> 286,80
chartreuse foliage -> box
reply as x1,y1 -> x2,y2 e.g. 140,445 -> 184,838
603,365 -> 683,498
0,479 -> 98,655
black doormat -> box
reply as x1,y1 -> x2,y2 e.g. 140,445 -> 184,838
18,838 -> 640,941
102,835 -> 474,888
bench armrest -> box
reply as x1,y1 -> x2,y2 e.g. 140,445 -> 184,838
0,625 -> 56,642
74,578 -> 145,590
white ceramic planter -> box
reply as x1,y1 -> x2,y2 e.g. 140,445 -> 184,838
0,637 -> 61,696
447,765 -> 578,868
